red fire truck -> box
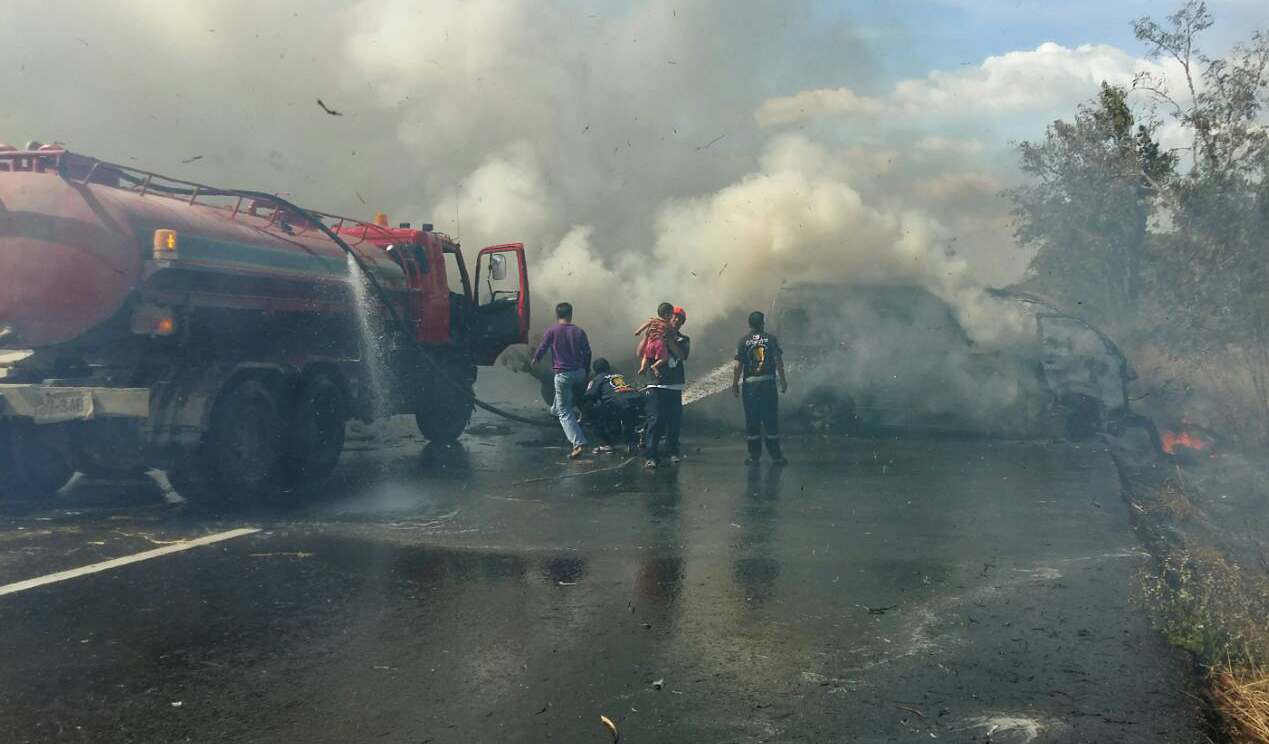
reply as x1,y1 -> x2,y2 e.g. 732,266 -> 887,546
0,144 -> 530,504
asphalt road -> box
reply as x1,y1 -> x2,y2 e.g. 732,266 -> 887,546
0,414 -> 1202,743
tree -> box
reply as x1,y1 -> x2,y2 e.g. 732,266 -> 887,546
1008,83 -> 1175,326
1132,2 -> 1269,440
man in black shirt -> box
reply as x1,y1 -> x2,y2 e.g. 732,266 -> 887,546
643,307 -> 691,468
581,358 -> 642,451
731,310 -> 788,465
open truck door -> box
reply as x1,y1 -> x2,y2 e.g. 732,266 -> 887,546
471,243 -> 529,365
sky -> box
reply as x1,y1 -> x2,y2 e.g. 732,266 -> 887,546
1,0 -> 1263,347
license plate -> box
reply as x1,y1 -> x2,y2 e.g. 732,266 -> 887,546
33,390 -> 94,424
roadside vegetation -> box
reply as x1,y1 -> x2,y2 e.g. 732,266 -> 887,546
1007,2 -> 1269,739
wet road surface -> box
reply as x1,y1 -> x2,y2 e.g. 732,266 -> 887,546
0,415 -> 1201,743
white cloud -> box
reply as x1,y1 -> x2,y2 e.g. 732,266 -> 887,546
892,42 -> 1160,114
757,42 -> 1178,126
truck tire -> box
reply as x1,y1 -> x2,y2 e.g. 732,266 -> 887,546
0,421 -> 75,500
416,366 -> 476,443
169,378 -> 283,505
281,373 -> 347,483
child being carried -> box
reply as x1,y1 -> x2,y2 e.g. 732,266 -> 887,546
634,302 -> 675,379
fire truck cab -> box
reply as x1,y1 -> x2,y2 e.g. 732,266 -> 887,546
335,222 -> 530,364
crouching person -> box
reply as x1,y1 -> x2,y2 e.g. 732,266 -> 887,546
582,358 -> 643,453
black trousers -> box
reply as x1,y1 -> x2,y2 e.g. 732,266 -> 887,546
643,388 -> 682,460
594,402 -> 639,446
742,380 -> 783,459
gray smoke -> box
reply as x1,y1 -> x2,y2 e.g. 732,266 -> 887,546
8,0 -> 1145,425
771,284 -> 1032,432
0,2 -> 1021,333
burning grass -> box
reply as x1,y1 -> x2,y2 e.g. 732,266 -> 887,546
1162,426 -> 1207,455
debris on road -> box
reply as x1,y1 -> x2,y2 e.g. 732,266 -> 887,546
864,604 -> 898,615
652,678 -> 664,690
316,99 -> 343,116
599,714 -> 620,742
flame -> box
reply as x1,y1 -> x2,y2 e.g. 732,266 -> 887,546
1161,428 -> 1206,454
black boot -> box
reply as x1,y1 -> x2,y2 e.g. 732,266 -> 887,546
765,436 -> 787,465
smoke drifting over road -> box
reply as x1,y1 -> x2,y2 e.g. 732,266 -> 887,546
1,1 -> 1161,355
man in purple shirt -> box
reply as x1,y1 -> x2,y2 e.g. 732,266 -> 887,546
531,302 -> 592,458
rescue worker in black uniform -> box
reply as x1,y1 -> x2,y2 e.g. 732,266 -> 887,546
581,358 -> 643,452
642,308 -> 690,468
732,311 -> 788,465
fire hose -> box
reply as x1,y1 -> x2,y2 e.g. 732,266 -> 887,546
109,169 -> 554,429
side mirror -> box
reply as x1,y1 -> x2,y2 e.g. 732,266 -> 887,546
489,252 -> 507,281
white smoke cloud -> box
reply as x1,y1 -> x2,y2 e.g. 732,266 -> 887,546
755,88 -> 888,126
429,142 -> 556,249
0,0 -> 1187,368
911,171 -> 1003,202
495,135 -> 982,351
913,136 -> 986,156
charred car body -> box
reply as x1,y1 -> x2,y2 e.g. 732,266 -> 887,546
772,283 -> 1134,438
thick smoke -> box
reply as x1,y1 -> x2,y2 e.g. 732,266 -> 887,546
333,0 -> 1029,350
773,285 -> 1032,432
3,0 -> 1150,403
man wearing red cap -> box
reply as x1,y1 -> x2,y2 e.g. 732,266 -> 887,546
643,306 -> 690,467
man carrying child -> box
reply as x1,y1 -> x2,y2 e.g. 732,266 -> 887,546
637,304 -> 690,468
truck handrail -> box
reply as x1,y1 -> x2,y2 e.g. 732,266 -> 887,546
0,148 -> 399,246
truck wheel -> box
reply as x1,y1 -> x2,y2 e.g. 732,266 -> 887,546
281,373 -> 347,483
0,421 -> 75,500
416,369 -> 475,443
170,379 -> 282,505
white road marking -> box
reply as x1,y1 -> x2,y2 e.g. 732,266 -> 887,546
0,527 -> 260,597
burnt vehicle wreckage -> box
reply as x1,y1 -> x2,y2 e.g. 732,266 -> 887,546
772,283 -> 1136,439
0,145 -> 533,504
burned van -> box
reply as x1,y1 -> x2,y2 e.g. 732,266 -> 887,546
771,283 -> 1134,438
